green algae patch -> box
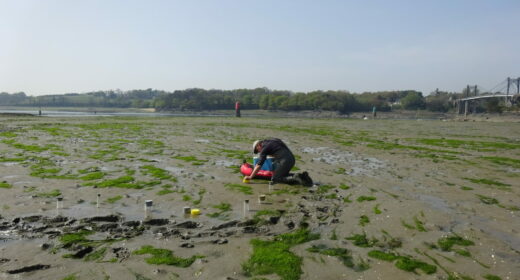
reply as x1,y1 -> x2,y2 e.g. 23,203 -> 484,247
346,232 -> 376,248
481,156 -> 520,169
357,195 -> 376,202
93,176 -> 157,189
307,244 -> 369,272
140,165 -> 173,180
61,274 -> 77,280
242,229 -> 320,280
173,155 -> 205,165
476,194 -> 499,205
359,215 -> 370,226
416,138 -> 520,151
437,234 -> 474,251
134,245 -> 203,267
367,250 -> 399,261
80,171 -> 105,181
59,230 -> 94,247
84,247 -> 107,262
0,181 -> 12,189
368,250 -> 436,274
105,195 -> 123,204
395,256 -> 436,274
373,204 -> 382,214
36,189 -> 62,198
316,184 -> 335,194
208,202 -> 232,219
465,178 -> 511,191
0,156 -> 26,162
483,274 -> 502,280
225,183 -> 253,195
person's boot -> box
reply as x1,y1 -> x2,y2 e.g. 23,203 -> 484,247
279,175 -> 303,185
300,171 -> 313,187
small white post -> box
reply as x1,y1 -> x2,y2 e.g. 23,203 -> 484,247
243,200 -> 250,218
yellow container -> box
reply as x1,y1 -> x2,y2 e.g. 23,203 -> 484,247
191,208 -> 200,215
243,178 -> 250,183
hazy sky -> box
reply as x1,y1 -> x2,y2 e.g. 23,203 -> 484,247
1,0 -> 519,96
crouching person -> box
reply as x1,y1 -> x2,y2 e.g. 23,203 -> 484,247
243,138 -> 313,186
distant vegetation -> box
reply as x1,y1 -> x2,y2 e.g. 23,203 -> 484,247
1,87 -> 517,114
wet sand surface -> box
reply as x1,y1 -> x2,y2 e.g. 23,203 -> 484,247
0,116 -> 519,280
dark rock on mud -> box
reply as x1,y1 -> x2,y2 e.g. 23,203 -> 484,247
143,218 -> 169,226
112,247 -> 130,261
44,216 -> 69,224
180,242 -> 194,248
7,264 -> 51,274
95,223 -> 119,232
22,215 -> 43,223
237,219 -> 257,227
81,215 -> 121,223
122,220 -> 141,227
242,226 -> 258,233
174,221 -> 199,229
212,238 -> 228,244
40,243 -> 52,250
71,246 -> 94,259
0,258 -> 10,264
211,220 -> 239,230
269,216 -> 280,224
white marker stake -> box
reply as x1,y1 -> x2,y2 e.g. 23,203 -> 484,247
243,200 -> 250,219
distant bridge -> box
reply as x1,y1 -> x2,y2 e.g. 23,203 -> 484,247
456,77 -> 520,115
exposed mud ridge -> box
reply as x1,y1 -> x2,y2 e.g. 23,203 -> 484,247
0,186 -> 345,277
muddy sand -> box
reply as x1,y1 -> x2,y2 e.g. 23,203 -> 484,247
0,115 -> 518,280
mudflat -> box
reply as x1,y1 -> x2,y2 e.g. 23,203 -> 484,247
0,115 -> 518,280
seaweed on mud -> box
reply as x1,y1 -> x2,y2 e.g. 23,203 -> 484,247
36,189 -> 62,198
316,184 -> 335,194
483,274 -> 502,280
359,215 -> 370,226
252,209 -> 282,225
61,274 -> 77,280
192,188 -> 206,205
413,216 -> 427,232
133,245 -> 203,267
373,204 -> 382,214
436,234 -> 474,251
105,195 -> 123,204
481,156 -> 520,169
79,171 -> 105,181
140,165 -> 173,180
400,215 -> 427,232
368,250 -> 436,274
92,176 -> 159,189
208,202 -> 232,219
242,229 -> 320,280
465,177 -> 511,191
0,181 -> 12,189
416,138 -> 520,151
173,155 -> 205,165
225,183 -> 253,195
307,244 -> 369,272
357,195 -> 376,202
345,232 -> 377,248
476,194 -> 499,205
343,194 -> 353,203
84,247 -> 107,262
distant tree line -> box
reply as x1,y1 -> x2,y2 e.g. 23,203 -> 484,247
1,87 -> 516,114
